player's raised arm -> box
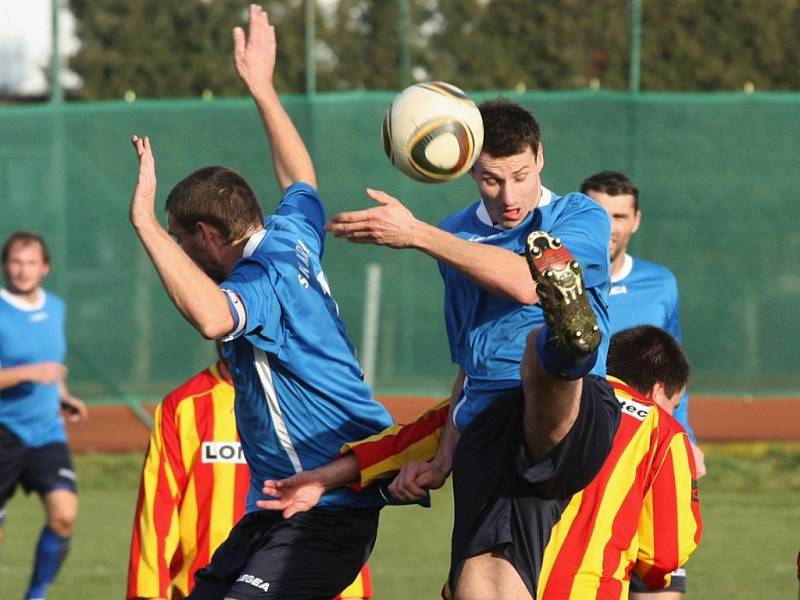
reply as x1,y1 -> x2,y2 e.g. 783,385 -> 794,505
128,136 -> 234,339
233,4 -> 316,192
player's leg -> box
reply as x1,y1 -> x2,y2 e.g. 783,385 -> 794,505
22,442 -> 78,600
193,507 -> 378,600
520,231 -> 601,460
454,549 -> 532,600
335,562 -> 373,600
0,424 -> 28,546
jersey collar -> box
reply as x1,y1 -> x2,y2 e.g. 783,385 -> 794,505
242,229 -> 267,258
476,187 -> 553,229
611,254 -> 634,283
0,287 -> 46,311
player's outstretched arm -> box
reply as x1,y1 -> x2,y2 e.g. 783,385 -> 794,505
233,4 -> 316,192
257,454 -> 361,518
326,188 -> 537,303
129,136 -> 233,339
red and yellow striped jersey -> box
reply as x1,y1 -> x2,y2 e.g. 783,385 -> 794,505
127,362 -> 372,599
342,379 -> 701,599
536,377 -> 702,598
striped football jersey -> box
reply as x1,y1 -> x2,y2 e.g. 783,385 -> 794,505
127,362 -> 372,599
343,378 -> 701,598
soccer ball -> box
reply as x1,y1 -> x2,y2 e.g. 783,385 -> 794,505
381,82 -> 484,183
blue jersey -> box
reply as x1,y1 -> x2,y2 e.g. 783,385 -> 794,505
220,183 -> 393,512
608,254 -> 695,440
0,288 -> 66,447
439,189 -> 611,431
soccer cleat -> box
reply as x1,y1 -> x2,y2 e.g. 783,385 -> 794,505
525,230 -> 600,356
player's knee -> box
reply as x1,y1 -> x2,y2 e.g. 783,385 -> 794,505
47,500 -> 78,536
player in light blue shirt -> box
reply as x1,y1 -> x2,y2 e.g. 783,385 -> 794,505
438,188 -> 610,430
327,99 -> 611,498
581,170 -> 701,600
0,231 -> 87,600
128,8 -> 392,598
580,171 -> 698,443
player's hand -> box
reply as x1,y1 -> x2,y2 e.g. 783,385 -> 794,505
691,442 -> 706,478
60,394 -> 88,422
129,135 -> 158,228
387,460 -> 448,502
25,362 -> 67,385
326,189 -> 419,248
233,5 -> 276,94
256,473 -> 325,518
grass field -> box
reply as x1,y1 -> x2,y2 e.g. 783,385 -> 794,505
1,444 -> 799,599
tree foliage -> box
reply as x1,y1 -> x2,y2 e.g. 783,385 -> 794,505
68,0 -> 800,99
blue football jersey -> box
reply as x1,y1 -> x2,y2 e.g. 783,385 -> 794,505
608,254 -> 695,440
439,189 -> 612,431
0,288 -> 67,447
220,183 -> 393,512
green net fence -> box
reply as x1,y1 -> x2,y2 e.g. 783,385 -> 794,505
1,90 -> 798,404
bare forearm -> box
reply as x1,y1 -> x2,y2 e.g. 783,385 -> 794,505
133,219 -> 233,338
250,86 -> 317,191
307,454 -> 360,491
412,223 -> 537,303
0,366 -> 34,390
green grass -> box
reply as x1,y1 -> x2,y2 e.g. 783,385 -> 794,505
1,445 -> 798,599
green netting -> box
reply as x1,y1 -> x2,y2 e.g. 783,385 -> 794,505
1,91 -> 798,403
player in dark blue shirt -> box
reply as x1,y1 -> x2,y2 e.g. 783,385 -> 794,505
0,231 -> 88,600
128,7 -> 391,599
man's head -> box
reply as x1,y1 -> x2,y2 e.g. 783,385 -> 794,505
607,325 -> 690,414
2,231 -> 51,296
580,171 -> 640,263
470,98 -> 544,230
165,166 -> 264,282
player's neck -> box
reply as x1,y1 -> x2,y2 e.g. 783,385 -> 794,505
2,285 -> 44,307
609,253 -> 628,280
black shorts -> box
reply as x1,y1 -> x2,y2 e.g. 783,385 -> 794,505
630,568 -> 687,594
448,376 -> 620,596
0,424 -> 77,508
189,506 -> 380,600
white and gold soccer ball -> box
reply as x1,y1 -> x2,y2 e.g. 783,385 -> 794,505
381,82 -> 484,183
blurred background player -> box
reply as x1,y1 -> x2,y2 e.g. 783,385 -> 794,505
580,170 -> 705,599
126,349 -> 372,600
128,6 -> 391,598
0,231 -> 88,600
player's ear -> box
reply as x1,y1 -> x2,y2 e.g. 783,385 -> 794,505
196,221 -> 224,249
631,208 -> 642,233
534,143 -> 545,171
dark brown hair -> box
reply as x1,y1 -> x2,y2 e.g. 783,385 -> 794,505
607,325 -> 690,398
2,231 -> 50,264
580,170 -> 640,211
478,98 -> 542,159
165,166 -> 264,243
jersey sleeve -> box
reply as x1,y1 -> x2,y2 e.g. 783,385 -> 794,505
634,429 -> 702,590
274,182 -> 326,258
340,400 -> 449,489
220,260 -> 284,352
127,398 -> 188,599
